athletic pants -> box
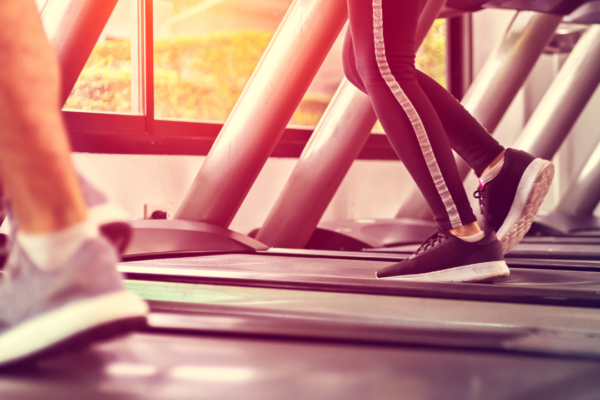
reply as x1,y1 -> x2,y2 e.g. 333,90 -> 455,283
343,0 -> 504,230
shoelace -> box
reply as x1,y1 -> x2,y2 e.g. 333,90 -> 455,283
414,230 -> 448,256
473,182 -> 487,215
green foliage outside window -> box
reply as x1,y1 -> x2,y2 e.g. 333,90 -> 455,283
65,21 -> 446,127
65,40 -> 132,113
417,19 -> 446,87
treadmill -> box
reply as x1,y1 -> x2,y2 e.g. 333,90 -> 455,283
254,0 -> 600,262
116,1 -> 600,395
7,0 -> 600,396
6,279 -> 600,398
115,0 -> 600,313
108,0 -> 600,320
109,0 -> 600,289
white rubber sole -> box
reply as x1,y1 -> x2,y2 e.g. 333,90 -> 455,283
0,291 -> 148,367
497,159 -> 555,255
377,261 -> 510,283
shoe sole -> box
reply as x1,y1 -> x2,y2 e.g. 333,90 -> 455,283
376,260 -> 510,283
497,159 -> 555,255
0,291 -> 148,368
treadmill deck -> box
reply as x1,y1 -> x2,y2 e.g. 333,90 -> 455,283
3,332 -> 600,400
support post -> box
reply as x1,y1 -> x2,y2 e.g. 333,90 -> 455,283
397,11 -> 562,219
513,25 -> 600,160
41,0 -> 119,106
256,80 -> 377,248
255,0 -> 447,248
174,0 -> 348,227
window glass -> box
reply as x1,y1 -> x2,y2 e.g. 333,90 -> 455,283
49,0 -> 445,125
61,0 -> 135,114
290,27 -> 345,128
153,0 -> 292,121
417,19 -> 447,87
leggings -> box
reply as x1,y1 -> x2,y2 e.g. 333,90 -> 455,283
343,0 -> 504,230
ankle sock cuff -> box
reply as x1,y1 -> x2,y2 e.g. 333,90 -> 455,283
17,219 -> 99,271
458,231 -> 485,243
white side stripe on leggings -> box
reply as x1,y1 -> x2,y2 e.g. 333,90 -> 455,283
372,0 -> 462,228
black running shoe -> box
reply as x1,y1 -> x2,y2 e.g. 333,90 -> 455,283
376,229 -> 509,283
474,149 -> 554,254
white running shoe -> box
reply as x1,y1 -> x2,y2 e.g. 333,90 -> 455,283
0,235 -> 148,368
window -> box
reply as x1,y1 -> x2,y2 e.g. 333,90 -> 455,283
40,0 -> 136,114
153,0 -> 292,122
58,0 -> 452,158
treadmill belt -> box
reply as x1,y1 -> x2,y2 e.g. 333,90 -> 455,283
499,268 -> 600,289
506,243 -> 600,260
369,243 -> 600,260
521,237 -> 600,244
3,332 -> 600,400
124,254 -> 600,288
127,253 -> 380,278
120,254 -> 600,307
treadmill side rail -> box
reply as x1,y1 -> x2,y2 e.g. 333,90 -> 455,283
124,219 -> 269,259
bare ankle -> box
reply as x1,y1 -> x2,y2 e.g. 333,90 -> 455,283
482,150 -> 506,176
449,222 -> 482,238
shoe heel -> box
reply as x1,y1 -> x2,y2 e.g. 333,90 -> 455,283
499,159 -> 554,254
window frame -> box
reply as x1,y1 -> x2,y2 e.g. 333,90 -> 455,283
65,1 -> 467,160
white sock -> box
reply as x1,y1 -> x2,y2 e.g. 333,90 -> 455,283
479,157 -> 505,186
458,231 -> 485,243
17,219 -> 99,271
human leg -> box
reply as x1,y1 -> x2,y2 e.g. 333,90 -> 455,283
343,16 -> 552,252
0,0 -> 86,234
346,0 -> 477,231
343,27 -> 505,178
0,0 -> 146,368
342,27 -> 368,94
414,70 -> 505,176
345,0 -> 508,281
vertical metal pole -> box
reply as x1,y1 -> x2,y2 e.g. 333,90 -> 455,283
144,0 -> 155,135
131,0 -> 146,116
256,0 -> 448,249
41,0 -> 119,106
131,0 -> 154,127
446,14 -> 473,101
397,11 -> 562,219
460,12 -> 561,133
175,0 -> 348,227
416,0 -> 448,46
256,80 -> 377,248
513,25 -> 600,160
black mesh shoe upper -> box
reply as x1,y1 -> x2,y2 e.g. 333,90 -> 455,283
376,229 -> 504,278
476,149 -> 535,232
